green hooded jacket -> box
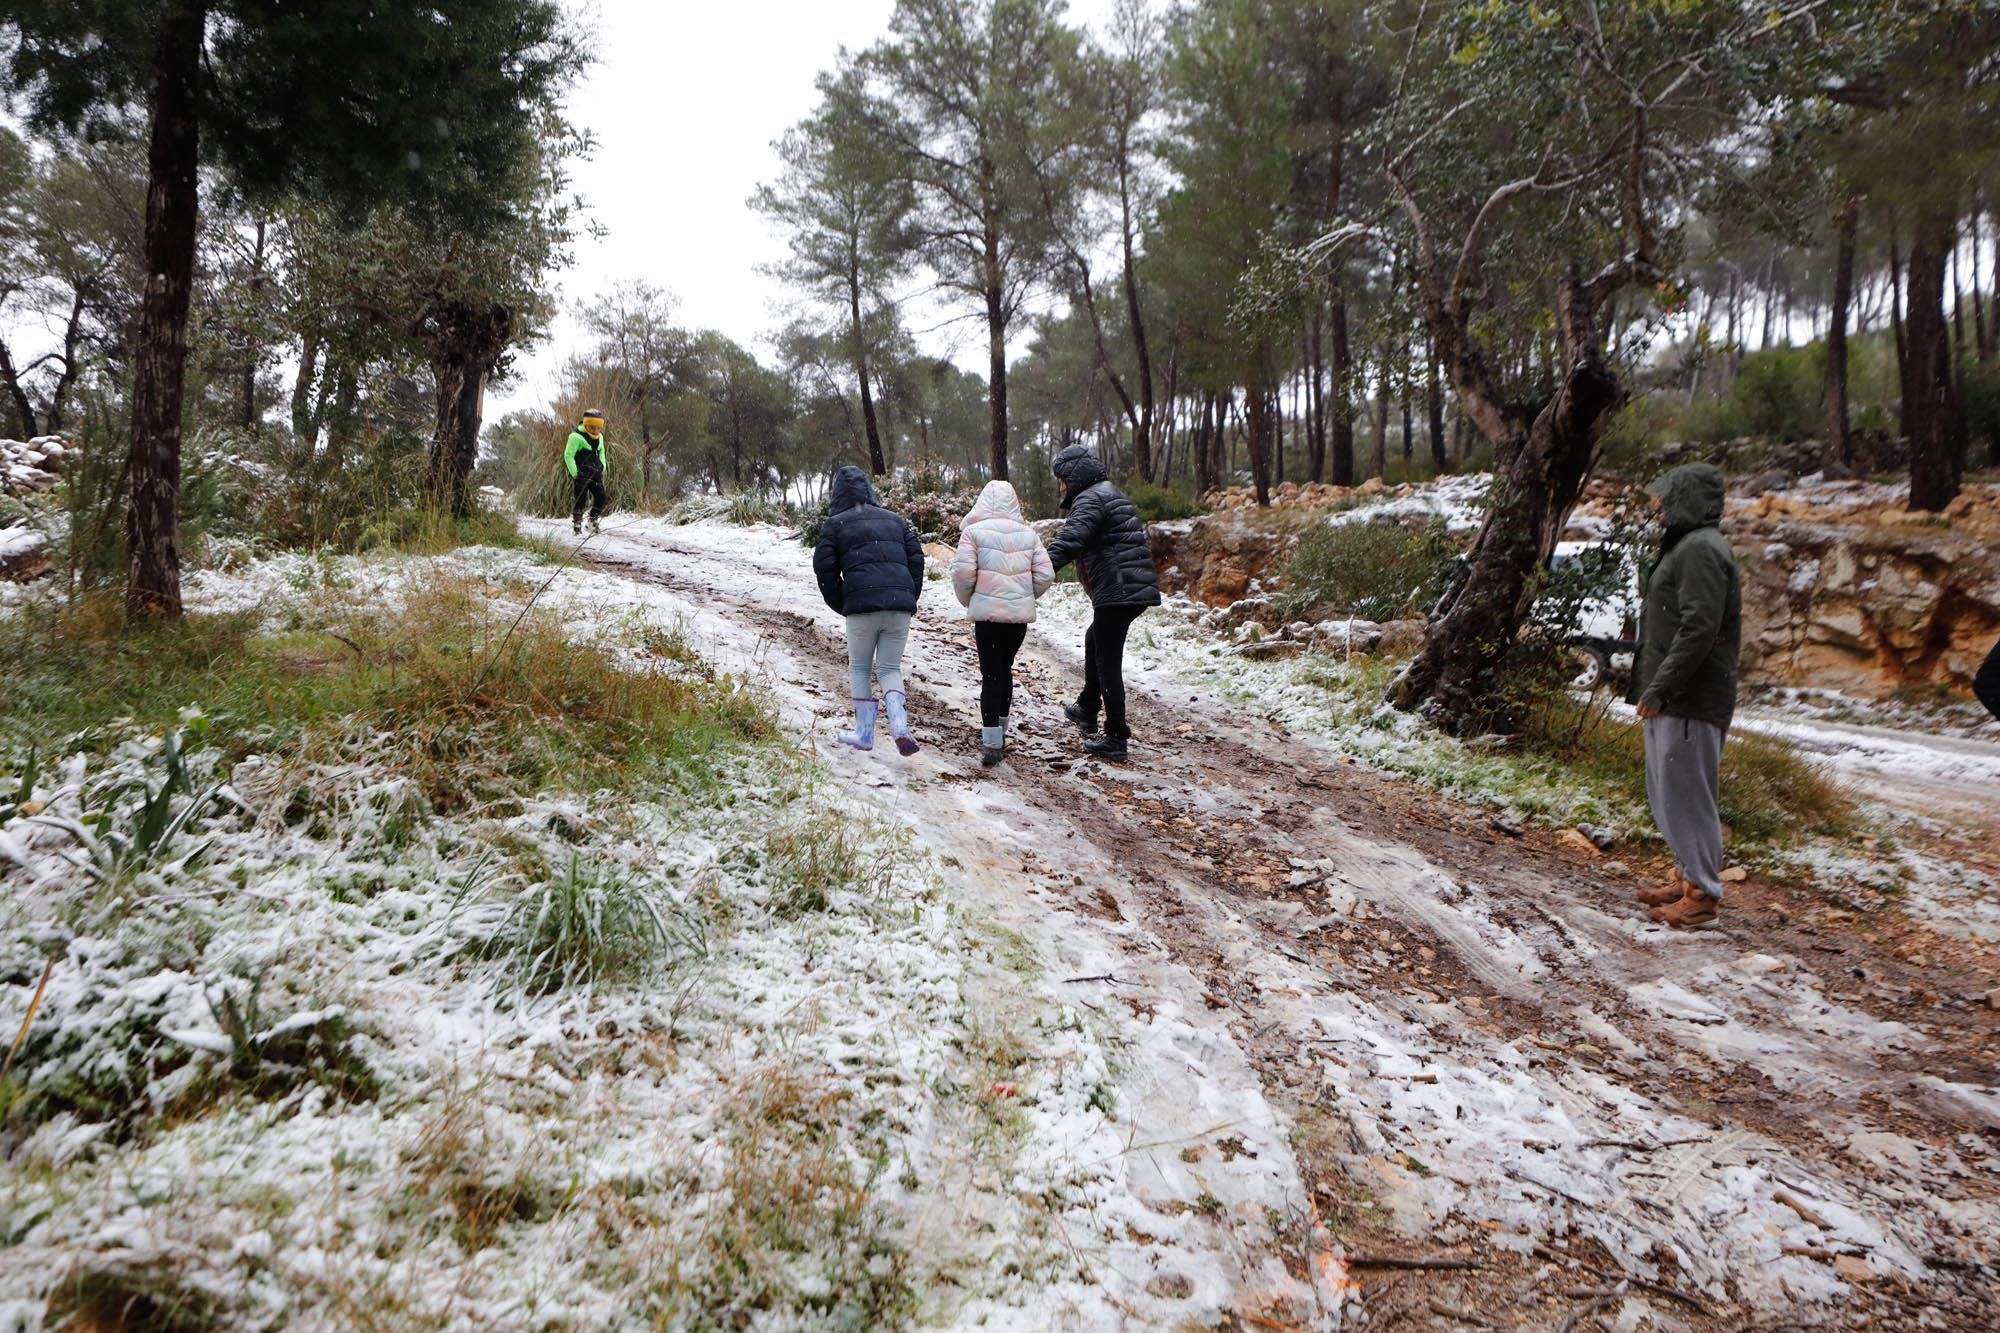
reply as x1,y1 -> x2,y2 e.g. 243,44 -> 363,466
1633,462 -> 1741,729
564,427 -> 605,479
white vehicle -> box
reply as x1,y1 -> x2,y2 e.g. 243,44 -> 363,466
1550,540 -> 1642,688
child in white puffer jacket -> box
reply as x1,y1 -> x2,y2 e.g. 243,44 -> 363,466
952,479 -> 1055,766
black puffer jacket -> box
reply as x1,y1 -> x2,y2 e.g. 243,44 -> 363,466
1975,637 -> 2000,721
813,466 -> 925,616
1047,445 -> 1161,609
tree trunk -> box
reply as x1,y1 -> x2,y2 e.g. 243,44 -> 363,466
1244,384 -> 1271,507
0,335 -> 38,439
1118,133 -> 1155,481
1427,333 -> 1448,475
1825,197 -> 1858,465
240,218 -> 266,431
850,271 -> 886,476
125,0 -> 206,620
35,288 -> 88,434
981,153 -> 1011,481
1905,212 -> 1959,512
292,329 -> 321,442
1973,203 -> 1992,361
1328,301 -> 1355,485
1307,314 -> 1327,482
1890,232 -> 1910,438
423,302 -> 513,518
1391,269 -> 1622,730
1370,342 -> 1391,479
1272,386 -> 1284,486
1193,392 -> 1215,497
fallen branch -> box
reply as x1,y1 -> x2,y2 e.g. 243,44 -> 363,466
1346,1254 -> 1482,1271
1532,1246 -> 1715,1319
1775,1189 -> 1832,1231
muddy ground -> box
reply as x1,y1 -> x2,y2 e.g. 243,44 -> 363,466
559,520 -> 1999,1331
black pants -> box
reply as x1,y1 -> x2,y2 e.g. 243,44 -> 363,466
1978,636 -> 2000,720
974,622 -> 1028,727
1076,604 -> 1146,740
572,472 -> 608,521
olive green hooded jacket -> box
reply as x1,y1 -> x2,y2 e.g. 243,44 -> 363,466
1633,463 -> 1741,729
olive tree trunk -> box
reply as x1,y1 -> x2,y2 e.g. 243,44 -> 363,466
125,0 -> 207,620
423,302 -> 514,519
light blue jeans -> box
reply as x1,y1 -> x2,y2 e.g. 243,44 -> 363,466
845,610 -> 912,700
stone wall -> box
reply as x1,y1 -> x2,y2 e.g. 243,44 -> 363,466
1730,485 -> 2000,698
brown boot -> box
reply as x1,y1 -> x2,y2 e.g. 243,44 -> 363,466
1650,889 -> 1721,929
1636,869 -> 1686,908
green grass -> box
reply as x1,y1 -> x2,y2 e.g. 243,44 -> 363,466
492,853 -> 706,994
1523,694 -> 1857,845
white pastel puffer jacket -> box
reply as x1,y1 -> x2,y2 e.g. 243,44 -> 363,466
952,480 -> 1055,623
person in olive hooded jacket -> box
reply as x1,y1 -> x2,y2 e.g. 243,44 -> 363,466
1629,462 -> 1741,929
1047,444 -> 1161,763
814,465 -> 927,755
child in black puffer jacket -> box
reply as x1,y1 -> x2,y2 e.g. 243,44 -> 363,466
813,465 -> 927,754
1046,444 -> 1161,763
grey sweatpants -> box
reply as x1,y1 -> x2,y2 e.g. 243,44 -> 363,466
1643,714 -> 1727,900
844,610 -> 912,701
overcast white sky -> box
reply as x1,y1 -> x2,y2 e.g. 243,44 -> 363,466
493,0 -> 1120,420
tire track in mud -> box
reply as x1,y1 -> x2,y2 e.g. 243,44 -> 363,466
576,530 -> 2000,1328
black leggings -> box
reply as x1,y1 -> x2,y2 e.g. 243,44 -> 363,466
572,473 -> 608,520
974,622 -> 1028,727
1076,604 -> 1146,740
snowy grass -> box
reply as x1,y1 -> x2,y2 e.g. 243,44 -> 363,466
2,543 -> 1280,1328
0,553 -> 1133,1328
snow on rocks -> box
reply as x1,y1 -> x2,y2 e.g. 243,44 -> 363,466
1321,471 -> 1490,533
0,436 -> 66,497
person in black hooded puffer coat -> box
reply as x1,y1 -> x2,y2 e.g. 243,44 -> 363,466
1047,444 -> 1161,762
814,465 -> 928,754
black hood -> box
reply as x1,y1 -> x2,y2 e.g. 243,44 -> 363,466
828,465 -> 878,515
1051,445 -> 1108,509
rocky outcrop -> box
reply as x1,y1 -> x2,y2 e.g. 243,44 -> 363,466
1149,467 -> 2000,702
1730,482 -> 2000,698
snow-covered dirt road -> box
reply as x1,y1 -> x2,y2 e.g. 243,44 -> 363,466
529,514 -> 2000,1329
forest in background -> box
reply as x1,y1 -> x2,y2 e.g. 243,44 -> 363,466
6,1 -> 1999,727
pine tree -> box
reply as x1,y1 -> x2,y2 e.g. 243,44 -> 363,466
0,0 -> 574,617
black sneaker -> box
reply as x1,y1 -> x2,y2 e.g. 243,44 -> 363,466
1063,703 -> 1099,736
1081,735 -> 1128,763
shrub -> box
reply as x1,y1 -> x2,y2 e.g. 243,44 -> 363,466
1279,519 -> 1459,621
1125,478 -> 1204,522
724,492 -> 790,527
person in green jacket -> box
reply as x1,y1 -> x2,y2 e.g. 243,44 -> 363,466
1629,462 -> 1741,929
565,409 -> 609,535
